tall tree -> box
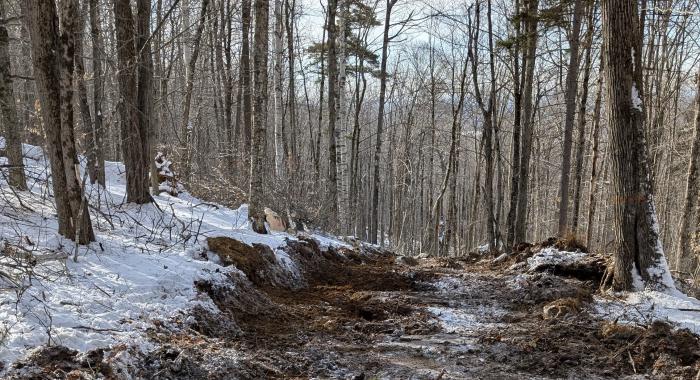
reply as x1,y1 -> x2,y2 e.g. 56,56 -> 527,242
249,0 -> 270,233
556,0 -> 584,236
180,0 -> 210,180
505,0 -> 523,251
26,0 -> 95,244
326,0 -> 340,230
677,70 -> 700,274
273,0 -> 286,179
114,0 -> 152,204
514,0 -> 539,244
335,0 -> 350,234
601,0 -> 672,290
369,0 -> 398,244
238,0 -> 253,157
87,0 -> 106,186
570,3 -> 595,234
137,0 -> 155,194
0,0 -> 27,190
469,0 -> 498,251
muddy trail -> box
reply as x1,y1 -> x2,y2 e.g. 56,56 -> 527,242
8,238 -> 700,379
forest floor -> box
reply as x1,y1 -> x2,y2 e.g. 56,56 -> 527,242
8,238 -> 699,379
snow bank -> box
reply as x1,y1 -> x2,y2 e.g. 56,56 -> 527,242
527,247 -> 700,334
526,247 -> 587,271
0,142 -> 334,369
595,290 -> 700,335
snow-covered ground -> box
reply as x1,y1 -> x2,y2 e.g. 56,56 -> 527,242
0,141 -> 346,369
528,247 -> 700,334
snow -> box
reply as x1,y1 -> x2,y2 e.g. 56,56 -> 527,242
526,247 -> 586,271
595,289 -> 700,335
428,306 -> 505,334
527,247 -> 700,335
0,142 -> 334,369
631,83 -> 643,111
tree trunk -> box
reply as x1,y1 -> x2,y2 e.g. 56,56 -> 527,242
240,0 -> 253,157
571,3 -> 595,234
58,0 -> 95,245
370,0 -> 396,244
326,0 -> 339,230
0,1 -> 27,190
180,0 -> 210,181
514,0 -> 539,243
557,0 -> 584,236
506,0 -> 522,251
335,0 -> 350,234
285,0 -> 297,170
602,0 -> 671,291
26,0 -> 94,244
114,0 -> 152,204
273,0 -> 286,180
677,70 -> 700,273
249,0 -> 269,234
137,0 -> 155,195
586,51 -> 605,247
88,0 -> 106,186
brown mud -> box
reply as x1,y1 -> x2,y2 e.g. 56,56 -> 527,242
5,238 -> 700,379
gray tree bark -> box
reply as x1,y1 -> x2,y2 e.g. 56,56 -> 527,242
26,0 -> 95,244
514,0 -> 539,243
114,0 -> 152,204
677,70 -> 700,274
0,0 -> 27,190
557,0 -> 584,236
249,0 -> 269,234
602,0 -> 671,290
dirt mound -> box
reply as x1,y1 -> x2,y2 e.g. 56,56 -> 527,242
529,251 -> 608,283
606,320 -> 700,377
194,271 -> 285,335
207,236 -> 299,288
512,236 -> 588,260
5,346 -> 114,379
283,237 -> 424,291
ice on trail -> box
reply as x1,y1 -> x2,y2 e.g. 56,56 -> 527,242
0,142 -> 329,369
428,306 -> 506,335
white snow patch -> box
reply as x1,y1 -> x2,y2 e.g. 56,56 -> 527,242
595,290 -> 700,335
428,306 -> 506,334
631,83 -> 643,111
526,247 -> 586,271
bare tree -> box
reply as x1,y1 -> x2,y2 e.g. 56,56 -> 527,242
114,0 -> 152,204
556,0 -> 584,236
249,0 -> 270,233
26,0 -> 95,244
601,0 -> 671,290
0,0 -> 27,190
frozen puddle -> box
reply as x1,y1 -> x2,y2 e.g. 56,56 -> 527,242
428,305 -> 506,334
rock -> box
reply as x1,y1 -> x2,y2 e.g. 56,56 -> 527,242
264,207 -> 287,232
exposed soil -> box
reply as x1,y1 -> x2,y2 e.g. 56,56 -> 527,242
6,240 -> 700,379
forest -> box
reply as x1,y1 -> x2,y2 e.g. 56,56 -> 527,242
0,0 -> 700,378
